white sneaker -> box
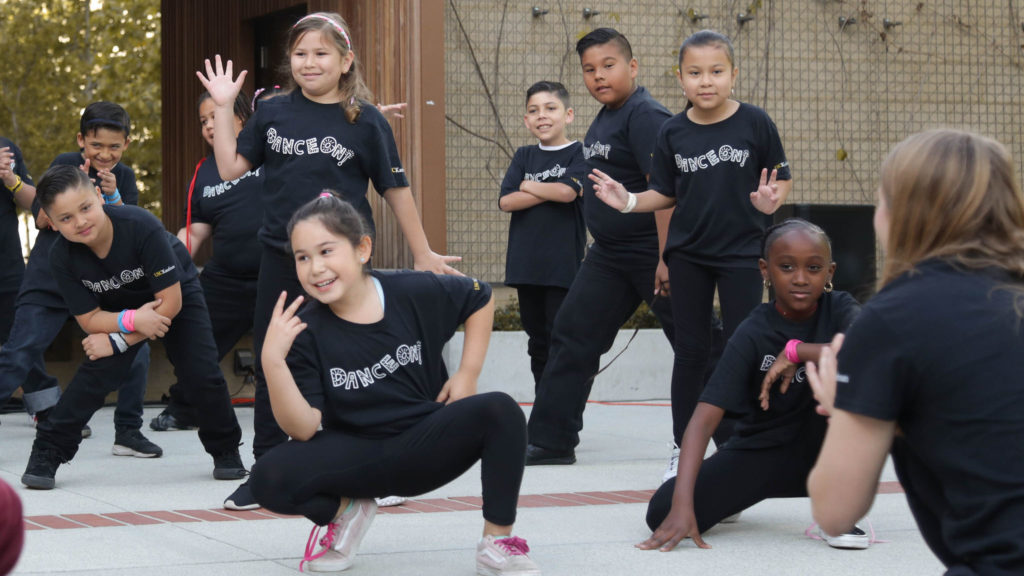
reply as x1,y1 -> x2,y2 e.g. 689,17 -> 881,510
820,524 -> 870,549
476,535 -> 541,576
301,499 -> 377,572
662,443 -> 680,483
375,495 -> 406,507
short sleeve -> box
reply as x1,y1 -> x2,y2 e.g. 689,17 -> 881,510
555,145 -> 587,195
139,228 -> 183,293
648,124 -> 676,197
834,307 -> 909,421
287,325 -> 326,412
626,106 -> 670,176
757,112 -> 791,181
49,243 -> 99,315
235,109 -> 266,168
437,274 -> 493,330
699,320 -> 758,415
10,142 -> 33,185
360,106 -> 410,195
499,149 -> 527,200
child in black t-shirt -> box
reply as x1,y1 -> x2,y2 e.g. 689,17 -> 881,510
150,90 -> 264,435
0,103 -> 159,457
20,165 -> 245,490
808,129 -> 1024,575
249,194 -> 539,575
526,27 -> 677,467
500,81 -> 587,388
642,219 -> 868,551
592,30 -> 792,468
196,12 -> 461,510
0,138 -> 36,343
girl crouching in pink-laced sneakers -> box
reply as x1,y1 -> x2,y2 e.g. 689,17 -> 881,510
249,193 -> 541,575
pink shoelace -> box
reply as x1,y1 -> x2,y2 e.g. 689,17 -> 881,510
495,536 -> 531,556
300,522 -> 339,572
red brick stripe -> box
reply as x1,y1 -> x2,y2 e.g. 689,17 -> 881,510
23,482 -> 904,531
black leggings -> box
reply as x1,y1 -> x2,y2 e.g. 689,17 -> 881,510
646,416 -> 826,532
667,254 -> 763,444
251,392 -> 527,527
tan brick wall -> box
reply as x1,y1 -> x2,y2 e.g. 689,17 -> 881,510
445,1 -> 1024,282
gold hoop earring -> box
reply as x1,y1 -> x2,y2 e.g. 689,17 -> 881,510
824,281 -> 833,293
763,279 -> 771,289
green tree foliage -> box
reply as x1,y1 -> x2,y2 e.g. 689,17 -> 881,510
0,0 -> 162,214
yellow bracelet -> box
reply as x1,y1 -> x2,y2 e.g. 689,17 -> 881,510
8,175 -> 22,194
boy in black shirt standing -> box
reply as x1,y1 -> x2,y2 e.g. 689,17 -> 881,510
21,165 -> 245,489
500,81 -> 587,388
526,29 -> 675,464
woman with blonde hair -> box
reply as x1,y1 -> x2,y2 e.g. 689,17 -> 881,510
806,128 -> 1024,575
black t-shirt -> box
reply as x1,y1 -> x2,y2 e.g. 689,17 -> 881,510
836,260 -> 1024,575
0,137 -> 33,293
19,153 -> 141,309
185,154 -> 263,278
236,91 -> 410,251
649,103 -> 791,268
49,205 -> 197,315
701,291 -> 860,450
582,87 -> 671,259
287,270 -> 492,438
500,142 -> 587,288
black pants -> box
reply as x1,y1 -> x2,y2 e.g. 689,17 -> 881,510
646,416 -> 826,533
515,285 -> 568,389
0,289 -> 17,344
667,254 -> 763,445
251,247 -> 303,459
251,392 -> 526,526
165,267 -> 258,420
34,279 -> 242,461
527,244 -> 674,452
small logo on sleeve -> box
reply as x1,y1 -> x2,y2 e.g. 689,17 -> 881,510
153,265 -> 176,278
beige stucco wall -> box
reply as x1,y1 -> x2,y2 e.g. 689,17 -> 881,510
445,1 -> 1024,282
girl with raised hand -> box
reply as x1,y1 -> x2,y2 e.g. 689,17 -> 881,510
590,30 -> 792,471
249,193 -> 539,575
195,11 -> 460,509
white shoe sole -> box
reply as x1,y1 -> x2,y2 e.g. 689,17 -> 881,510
375,495 -> 406,507
823,532 -> 870,549
112,445 -> 161,458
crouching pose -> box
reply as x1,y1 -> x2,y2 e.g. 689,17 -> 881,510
249,193 -> 540,575
21,165 -> 245,490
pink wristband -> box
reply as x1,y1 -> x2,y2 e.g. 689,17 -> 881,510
785,339 -> 802,364
124,309 -> 136,333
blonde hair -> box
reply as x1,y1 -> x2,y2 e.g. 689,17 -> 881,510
878,129 -> 1024,290
285,12 -> 373,123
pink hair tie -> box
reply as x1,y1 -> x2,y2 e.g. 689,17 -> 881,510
294,14 -> 351,49
319,192 -> 333,199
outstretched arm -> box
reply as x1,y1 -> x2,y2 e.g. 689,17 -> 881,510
261,293 -> 323,441
196,55 -> 253,180
637,402 -> 724,551
383,186 -> 463,275
589,169 -> 676,212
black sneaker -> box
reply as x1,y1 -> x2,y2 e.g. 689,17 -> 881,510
525,444 -> 576,465
22,444 -> 64,490
223,479 -> 260,510
149,410 -> 198,432
213,451 -> 248,480
112,429 -> 163,458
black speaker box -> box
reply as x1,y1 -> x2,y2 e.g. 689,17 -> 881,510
774,204 -> 877,303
